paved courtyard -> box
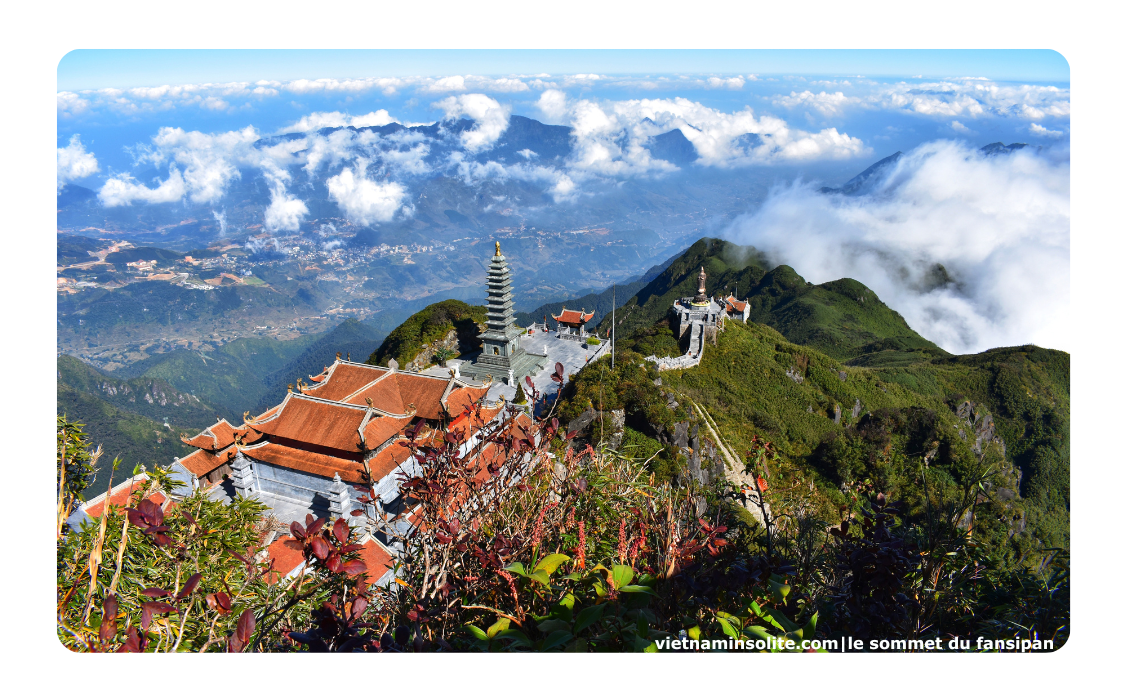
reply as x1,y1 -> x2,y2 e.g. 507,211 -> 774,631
424,325 -> 611,408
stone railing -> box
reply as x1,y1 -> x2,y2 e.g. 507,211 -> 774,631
556,328 -> 588,342
646,324 -> 704,371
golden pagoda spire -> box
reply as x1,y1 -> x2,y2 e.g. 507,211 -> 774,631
495,241 -> 501,257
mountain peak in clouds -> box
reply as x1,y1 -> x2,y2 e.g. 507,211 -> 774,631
646,129 -> 699,166
57,183 -> 98,208
820,151 -> 902,196
980,142 -> 1029,156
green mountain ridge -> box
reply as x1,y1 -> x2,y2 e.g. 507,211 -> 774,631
250,318 -> 389,414
366,300 -> 487,370
58,355 -> 219,430
558,317 -> 1068,569
604,238 -> 948,365
57,382 -> 197,498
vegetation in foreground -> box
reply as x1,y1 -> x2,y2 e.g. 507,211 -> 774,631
57,357 -> 1068,652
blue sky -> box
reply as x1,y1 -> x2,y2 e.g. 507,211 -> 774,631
58,49 -> 1070,91
54,50 -> 1073,354
57,50 -> 1071,194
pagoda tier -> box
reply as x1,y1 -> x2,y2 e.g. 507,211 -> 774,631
461,243 -> 547,385
480,250 -> 523,340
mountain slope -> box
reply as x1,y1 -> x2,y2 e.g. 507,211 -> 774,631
58,355 -> 219,429
559,317 -> 1068,567
114,334 -> 323,420
604,238 -> 945,365
57,383 -> 196,497
366,300 -> 487,369
514,248 -> 684,331
820,151 -> 902,195
250,318 -> 389,414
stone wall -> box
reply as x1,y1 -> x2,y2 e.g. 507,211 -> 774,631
646,323 -> 705,371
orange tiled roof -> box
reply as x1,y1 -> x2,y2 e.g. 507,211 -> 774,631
264,535 -> 306,585
84,475 -> 168,519
248,396 -> 371,454
362,413 -> 414,448
552,308 -> 594,326
175,447 -> 234,477
444,383 -> 491,417
345,372 -> 452,418
358,536 -> 393,585
447,402 -> 504,438
724,296 -> 748,313
367,443 -> 414,480
240,441 -> 367,484
303,362 -> 389,401
182,419 -> 243,450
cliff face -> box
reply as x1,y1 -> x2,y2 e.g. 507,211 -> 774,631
367,300 -> 487,370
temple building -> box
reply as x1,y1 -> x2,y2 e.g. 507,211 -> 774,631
459,242 -> 547,385
169,357 -> 513,531
551,308 -> 595,342
648,266 -> 750,371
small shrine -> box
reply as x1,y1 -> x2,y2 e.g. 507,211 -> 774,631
551,307 -> 595,341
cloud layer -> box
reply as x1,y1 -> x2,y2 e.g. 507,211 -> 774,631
722,140 -> 1070,354
57,135 -> 100,188
326,165 -> 409,225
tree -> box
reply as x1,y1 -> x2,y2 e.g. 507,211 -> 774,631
57,415 -> 98,538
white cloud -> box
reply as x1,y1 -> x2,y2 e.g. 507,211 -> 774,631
451,158 -> 579,203
264,176 -> 308,232
145,126 -> 260,203
559,96 -> 868,174
57,91 -> 89,117
424,75 -> 468,93
1030,122 -> 1064,138
536,89 -> 569,124
98,166 -> 187,206
949,120 -> 974,134
326,164 -> 408,225
772,90 -> 855,117
436,76 -> 531,93
433,94 -> 511,152
873,80 -> 1070,121
57,134 -> 100,188
723,140 -> 1069,354
706,76 -> 746,89
280,109 -> 399,133
282,77 -> 408,95
212,209 -> 228,237
767,79 -> 1071,124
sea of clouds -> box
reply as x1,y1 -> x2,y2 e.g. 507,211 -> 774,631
56,74 -> 1071,353
722,140 -> 1070,354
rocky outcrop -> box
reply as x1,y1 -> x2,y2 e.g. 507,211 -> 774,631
954,400 -> 1007,458
407,329 -> 460,372
568,407 -> 598,436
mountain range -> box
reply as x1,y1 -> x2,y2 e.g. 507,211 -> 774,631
59,236 -> 1068,566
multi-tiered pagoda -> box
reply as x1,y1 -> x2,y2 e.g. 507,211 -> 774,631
460,242 -> 547,385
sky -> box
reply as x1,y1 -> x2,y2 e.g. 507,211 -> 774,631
56,50 -> 1071,353
56,50 -> 1071,188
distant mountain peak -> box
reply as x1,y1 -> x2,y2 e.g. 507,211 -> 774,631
980,142 -> 1029,156
820,151 -> 902,196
